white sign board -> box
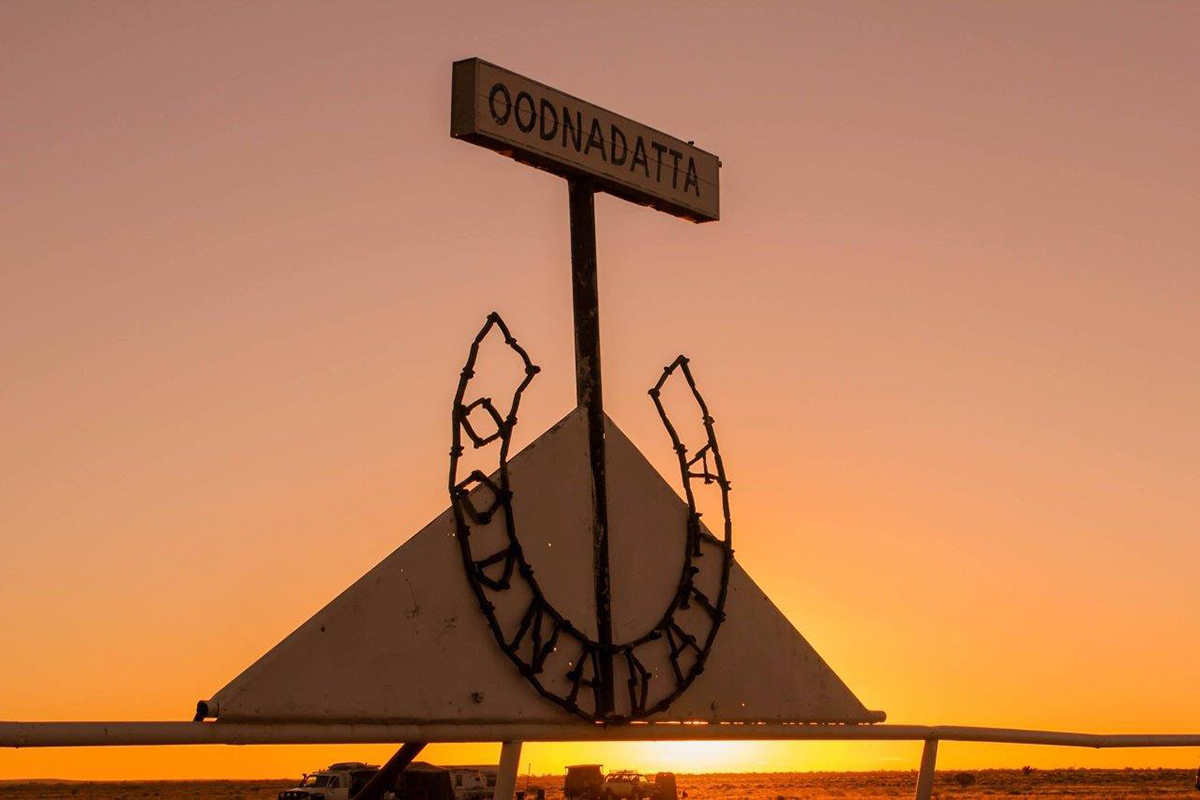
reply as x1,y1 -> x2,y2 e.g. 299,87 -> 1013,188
206,409 -> 881,725
452,58 -> 720,223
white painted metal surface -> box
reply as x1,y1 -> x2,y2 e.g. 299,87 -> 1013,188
914,739 -> 938,800
206,408 -> 881,726
5,721 -> 1200,748
493,741 -> 522,800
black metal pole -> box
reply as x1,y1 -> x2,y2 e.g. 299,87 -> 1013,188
354,741 -> 426,800
568,178 -> 615,720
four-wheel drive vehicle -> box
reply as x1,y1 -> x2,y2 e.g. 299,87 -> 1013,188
602,771 -> 652,798
280,761 -> 514,800
650,772 -> 679,800
279,761 -> 383,799
565,765 -> 678,800
564,764 -> 605,799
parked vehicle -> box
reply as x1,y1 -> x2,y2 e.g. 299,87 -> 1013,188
651,772 -> 679,800
278,761 -> 521,800
279,761 -> 382,799
444,764 -> 497,798
564,764 -> 605,799
603,771 -> 652,798
564,765 -> 678,800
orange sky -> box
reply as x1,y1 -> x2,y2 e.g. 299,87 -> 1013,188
2,0 -> 1199,781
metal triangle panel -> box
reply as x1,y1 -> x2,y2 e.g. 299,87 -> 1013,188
209,409 -> 882,726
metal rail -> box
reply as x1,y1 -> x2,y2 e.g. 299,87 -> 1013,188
4,721 -> 1199,748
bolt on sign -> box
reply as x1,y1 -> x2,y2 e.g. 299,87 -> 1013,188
451,58 -> 720,223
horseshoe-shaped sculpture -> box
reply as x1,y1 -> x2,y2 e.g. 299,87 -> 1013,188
448,312 -> 733,722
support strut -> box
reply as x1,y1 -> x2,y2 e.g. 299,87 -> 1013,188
568,178 -> 614,719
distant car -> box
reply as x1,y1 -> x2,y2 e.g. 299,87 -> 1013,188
278,761 -> 383,799
564,764 -> 605,799
277,760 -> 479,800
603,771 -> 651,799
651,772 -> 679,800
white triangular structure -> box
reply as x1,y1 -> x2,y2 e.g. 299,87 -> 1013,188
209,409 -> 883,726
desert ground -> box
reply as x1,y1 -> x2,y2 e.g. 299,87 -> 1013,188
1,770 -> 1197,798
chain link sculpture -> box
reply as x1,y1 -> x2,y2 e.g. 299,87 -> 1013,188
449,313 -> 733,722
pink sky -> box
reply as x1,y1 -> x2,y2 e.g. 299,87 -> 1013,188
2,0 -> 1198,780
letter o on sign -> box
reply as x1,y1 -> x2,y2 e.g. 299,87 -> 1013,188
514,91 -> 536,134
488,83 -> 512,125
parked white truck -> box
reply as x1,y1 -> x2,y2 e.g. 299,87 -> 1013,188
277,761 -> 531,800
278,761 -> 386,799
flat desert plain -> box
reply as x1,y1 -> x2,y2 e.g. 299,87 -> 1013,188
1,770 -> 1197,798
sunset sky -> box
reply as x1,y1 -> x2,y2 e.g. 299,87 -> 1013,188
3,0 -> 1199,781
